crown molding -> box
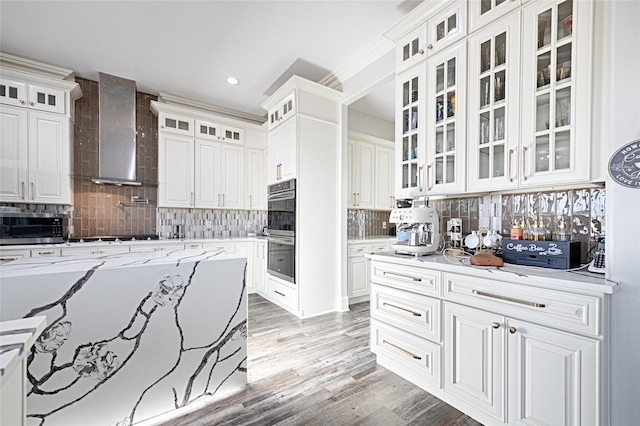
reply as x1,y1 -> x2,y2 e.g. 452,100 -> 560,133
0,52 -> 75,81
157,92 -> 266,126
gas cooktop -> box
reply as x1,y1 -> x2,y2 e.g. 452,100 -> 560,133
68,235 -> 159,243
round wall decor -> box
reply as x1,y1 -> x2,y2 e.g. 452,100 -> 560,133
608,139 -> 640,188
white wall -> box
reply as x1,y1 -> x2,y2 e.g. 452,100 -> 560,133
347,109 -> 394,141
606,0 -> 640,424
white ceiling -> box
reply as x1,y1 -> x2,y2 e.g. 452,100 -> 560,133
0,1 -> 417,124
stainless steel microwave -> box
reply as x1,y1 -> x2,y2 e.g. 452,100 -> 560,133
0,211 -> 67,245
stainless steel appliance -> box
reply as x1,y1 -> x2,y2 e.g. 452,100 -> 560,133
0,210 -> 67,245
389,207 -> 440,256
267,179 -> 296,283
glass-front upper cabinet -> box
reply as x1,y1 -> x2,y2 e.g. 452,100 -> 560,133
469,0 -> 523,34
467,13 -> 521,192
425,1 -> 467,56
426,43 -> 466,195
396,24 -> 428,73
520,0 -> 591,186
395,65 -> 426,199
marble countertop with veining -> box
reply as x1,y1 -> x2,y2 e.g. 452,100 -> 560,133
0,316 -> 47,386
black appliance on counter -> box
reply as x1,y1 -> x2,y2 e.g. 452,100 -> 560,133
501,238 -> 581,269
0,210 -> 67,245
266,179 -> 296,283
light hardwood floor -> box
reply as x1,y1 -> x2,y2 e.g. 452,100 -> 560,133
167,294 -> 483,425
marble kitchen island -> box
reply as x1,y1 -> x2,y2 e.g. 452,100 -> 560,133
0,249 -> 247,426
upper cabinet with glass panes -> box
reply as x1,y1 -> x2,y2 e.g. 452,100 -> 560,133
425,43 -> 467,195
267,91 -> 296,130
469,0 -> 523,34
519,0 -> 592,186
425,1 -> 467,56
396,24 -> 428,72
0,78 -> 66,115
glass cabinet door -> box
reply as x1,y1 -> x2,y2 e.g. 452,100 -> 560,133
425,1 -> 467,56
469,0 -> 522,33
426,43 -> 466,194
395,65 -> 426,198
520,0 -> 590,186
467,14 -> 520,192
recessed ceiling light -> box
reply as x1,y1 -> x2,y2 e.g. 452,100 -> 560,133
226,77 -> 239,85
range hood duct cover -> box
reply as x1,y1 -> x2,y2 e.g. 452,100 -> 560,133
92,72 -> 141,186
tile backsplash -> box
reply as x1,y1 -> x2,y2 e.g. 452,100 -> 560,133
347,210 -> 393,238
431,187 -> 605,263
157,208 -> 267,239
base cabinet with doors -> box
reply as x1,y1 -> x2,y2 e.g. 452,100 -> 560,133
347,240 -> 393,303
369,255 -> 612,426
0,55 -> 82,204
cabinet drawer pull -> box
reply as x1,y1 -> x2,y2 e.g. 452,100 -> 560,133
1,257 -> 19,261
383,340 -> 422,360
382,271 -> 422,282
38,251 -> 55,255
383,302 -> 422,317
472,290 -> 546,308
274,290 -> 285,297
188,244 -> 199,248
508,148 -> 514,182
522,146 -> 528,181
21,181 -> 25,200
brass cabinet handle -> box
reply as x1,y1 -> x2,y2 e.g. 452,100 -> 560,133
420,48 -> 426,54
508,148 -> 514,182
427,164 -> 432,190
472,290 -> 546,308
249,194 -> 252,208
492,322 -> 501,329
426,44 -> 433,50
0,257 -> 19,261
188,244 -> 199,248
352,192 -> 357,206
382,271 -> 422,282
509,326 -> 517,334
38,251 -> 55,255
21,181 -> 25,200
522,146 -> 528,181
31,182 -> 35,200
383,340 -> 422,360
418,166 -> 424,191
383,302 -> 422,317
357,192 -> 360,206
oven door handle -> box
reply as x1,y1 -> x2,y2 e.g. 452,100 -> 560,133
268,235 -> 295,245
267,190 -> 295,202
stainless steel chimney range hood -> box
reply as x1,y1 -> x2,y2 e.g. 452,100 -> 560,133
91,72 -> 141,186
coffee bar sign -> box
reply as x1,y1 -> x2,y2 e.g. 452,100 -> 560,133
609,139 -> 640,188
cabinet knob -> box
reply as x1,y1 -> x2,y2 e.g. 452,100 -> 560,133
20,99 -> 26,104
509,326 -> 517,334
419,48 -> 426,55
427,44 -> 433,50
29,101 -> 34,106
492,322 -> 500,329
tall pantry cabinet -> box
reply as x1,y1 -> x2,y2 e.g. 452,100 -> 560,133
0,54 -> 82,204
261,76 -> 341,318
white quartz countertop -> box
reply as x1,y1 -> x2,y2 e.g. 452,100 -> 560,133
0,236 -> 267,251
0,248 -> 244,277
347,235 -> 396,243
0,316 -> 47,386
368,252 -> 618,295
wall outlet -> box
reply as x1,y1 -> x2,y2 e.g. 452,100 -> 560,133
205,220 -> 213,230
382,221 -> 387,229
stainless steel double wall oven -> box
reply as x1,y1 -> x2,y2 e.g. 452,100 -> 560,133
267,179 -> 296,283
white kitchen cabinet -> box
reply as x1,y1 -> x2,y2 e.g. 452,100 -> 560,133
348,139 -> 375,209
245,148 -> 266,210
195,118 -> 244,144
0,106 -> 71,204
267,90 -> 295,130
158,111 -> 194,136
425,42 -> 467,195
374,145 -> 396,210
30,248 -> 61,257
467,12 -> 521,192
347,242 -> 392,302
396,24 -> 428,72
159,134 -> 244,209
267,116 -> 296,183
468,0 -> 523,34
444,302 -> 505,421
158,133 -> 195,208
425,0 -> 467,56
395,65 -> 427,199
253,240 -> 267,294
0,249 -> 30,264
507,318 -> 598,426
519,0 -> 592,187
1,78 -> 66,115
60,245 -> 130,256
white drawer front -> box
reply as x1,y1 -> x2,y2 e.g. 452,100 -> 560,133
371,260 -> 440,297
370,243 -> 392,253
443,272 -> 602,336
268,277 -> 298,311
371,283 -> 441,343
348,244 -> 370,257
371,318 -> 441,389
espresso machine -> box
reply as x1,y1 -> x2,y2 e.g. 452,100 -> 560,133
389,207 -> 441,256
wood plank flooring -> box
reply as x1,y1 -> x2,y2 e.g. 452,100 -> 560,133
164,294 -> 483,426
